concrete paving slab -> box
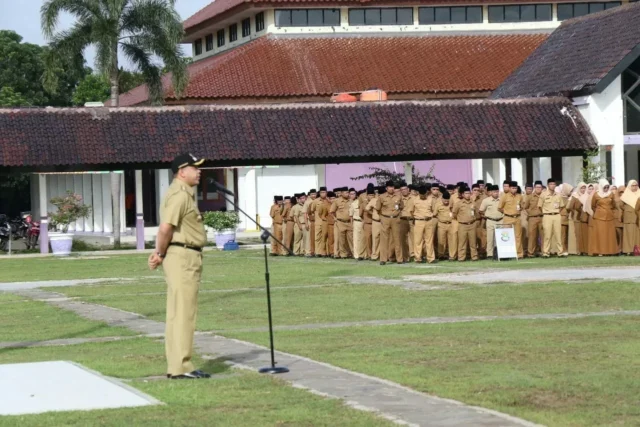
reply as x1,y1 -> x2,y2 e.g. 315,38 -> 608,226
0,278 -> 134,292
0,361 -> 160,415
407,267 -> 640,285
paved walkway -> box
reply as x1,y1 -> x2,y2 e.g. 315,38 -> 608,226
407,267 -> 640,285
11,288 -> 538,427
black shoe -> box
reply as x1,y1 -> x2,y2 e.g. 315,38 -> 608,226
170,370 -> 211,379
380,261 -> 386,265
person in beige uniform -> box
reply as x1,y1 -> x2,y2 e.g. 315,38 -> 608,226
375,180 -> 404,265
326,191 -> 337,257
620,180 -> 640,255
282,196 -> 293,255
331,189 -> 352,258
436,190 -> 456,260
453,186 -> 478,261
366,188 -> 381,261
472,184 -> 487,259
351,190 -> 366,260
479,184 -> 503,259
291,193 -> 307,256
148,153 -> 210,380
411,186 -> 436,263
269,196 -> 284,255
361,187 -> 375,260
523,181 -> 543,257
304,189 -> 317,257
312,187 -> 329,257
498,181 -> 524,258
538,178 -> 566,257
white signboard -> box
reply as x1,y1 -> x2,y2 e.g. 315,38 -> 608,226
494,226 -> 518,260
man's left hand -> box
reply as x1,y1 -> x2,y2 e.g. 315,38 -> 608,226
148,252 -> 163,270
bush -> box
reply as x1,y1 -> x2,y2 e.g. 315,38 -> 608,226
49,190 -> 92,233
202,211 -> 240,232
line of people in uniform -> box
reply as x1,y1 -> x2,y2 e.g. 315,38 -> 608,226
268,178 -> 640,263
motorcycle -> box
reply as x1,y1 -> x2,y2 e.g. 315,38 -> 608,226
23,213 -> 40,249
0,215 -> 9,252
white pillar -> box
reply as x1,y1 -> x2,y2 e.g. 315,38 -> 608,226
538,157 -> 552,183
482,159 -> 494,184
315,164 -> 326,189
82,174 -> 93,232
626,146 -> 639,182
562,156 -> 583,185
240,168 -> 258,231
225,168 -> 235,212
156,168 -> 172,224
511,158 -> 525,187
472,159 -> 484,184
611,143 -> 626,186
91,174 -> 104,232
135,170 -> 144,250
492,158 -> 506,186
101,174 -> 112,233
404,161 -> 413,185
38,174 -> 49,254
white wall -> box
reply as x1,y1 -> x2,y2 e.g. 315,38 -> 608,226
577,75 -> 625,185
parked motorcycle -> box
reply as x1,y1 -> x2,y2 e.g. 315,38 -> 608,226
0,215 -> 9,252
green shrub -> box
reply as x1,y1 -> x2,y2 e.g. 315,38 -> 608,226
202,211 -> 240,232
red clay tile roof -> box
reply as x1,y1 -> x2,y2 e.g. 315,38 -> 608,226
119,33 -> 548,106
493,2 -> 640,99
0,99 -> 595,171
184,0 -> 555,31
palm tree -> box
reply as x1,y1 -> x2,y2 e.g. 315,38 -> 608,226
41,0 -> 188,246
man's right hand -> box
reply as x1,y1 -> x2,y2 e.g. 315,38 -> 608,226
148,252 -> 163,270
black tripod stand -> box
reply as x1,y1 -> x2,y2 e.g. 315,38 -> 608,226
219,191 -> 291,374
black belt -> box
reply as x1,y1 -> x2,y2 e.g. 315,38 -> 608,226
439,221 -> 452,224
528,215 -> 542,218
414,217 -> 433,221
337,218 -> 350,223
353,218 -> 362,222
486,217 -> 503,221
170,242 -> 203,252
373,219 -> 381,222
504,214 -> 519,218
459,221 -> 476,225
400,216 -> 411,220
380,214 -> 399,219
544,213 -> 559,216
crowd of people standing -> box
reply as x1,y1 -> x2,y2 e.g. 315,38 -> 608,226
268,178 -> 640,263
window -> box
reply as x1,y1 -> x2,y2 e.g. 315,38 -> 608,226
488,4 -> 552,22
419,6 -> 483,24
217,29 -> 225,47
242,18 -> 251,37
557,2 -> 621,20
348,8 -> 413,25
194,39 -> 202,55
275,9 -> 340,27
255,12 -> 265,32
229,24 -> 238,42
205,34 -> 213,51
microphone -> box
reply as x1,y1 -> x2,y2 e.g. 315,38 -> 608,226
209,179 -> 235,196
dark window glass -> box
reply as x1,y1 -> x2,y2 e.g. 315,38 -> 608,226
256,12 -> 265,31
365,8 -> 381,24
504,5 -> 520,22
324,9 -> 340,25
536,4 -> 552,21
349,9 -> 365,25
574,3 -> 589,16
521,5 -> 535,21
488,6 -> 504,22
467,6 -> 483,23
205,34 -> 213,51
606,2 -> 621,8
194,39 -> 202,55
396,8 -> 413,24
217,29 -> 225,47
435,7 -> 450,23
308,9 -> 323,25
418,7 -> 435,24
380,8 -> 396,24
451,7 -> 466,23
229,24 -> 237,42
589,2 -> 605,12
275,10 -> 291,27
242,18 -> 250,37
557,3 -> 573,19
291,10 -> 307,26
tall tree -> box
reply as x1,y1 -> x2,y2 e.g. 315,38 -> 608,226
41,0 -> 189,246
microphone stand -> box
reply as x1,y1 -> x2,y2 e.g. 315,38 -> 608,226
217,188 -> 291,375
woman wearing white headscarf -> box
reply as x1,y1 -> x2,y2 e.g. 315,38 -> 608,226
589,179 -> 619,255
585,183 -> 597,255
567,182 -> 587,255
619,180 -> 640,254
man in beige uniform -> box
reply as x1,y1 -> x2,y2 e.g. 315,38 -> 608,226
411,185 -> 436,263
523,181 -> 543,257
539,178 -> 566,257
435,191 -> 456,261
398,182 -> 413,262
351,190 -> 366,260
149,153 -> 210,380
366,188 -> 381,261
304,189 -> 317,257
331,189 -> 352,258
312,187 -> 329,257
498,181 -> 524,259
453,186 -> 478,261
292,193 -> 307,256
376,180 -> 404,265
479,185 -> 503,259
361,187 -> 375,259
269,196 -> 284,255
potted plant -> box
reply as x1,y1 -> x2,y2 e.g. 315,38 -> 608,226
48,190 -> 91,256
202,210 -> 240,250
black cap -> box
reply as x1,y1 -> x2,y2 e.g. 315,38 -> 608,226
408,184 -> 416,191
461,186 -> 471,193
309,189 -> 317,194
319,186 -> 327,192
385,180 -> 395,188
503,180 -> 510,185
534,180 -> 543,186
525,183 -> 533,188
367,187 -> 375,195
399,181 -> 408,188
171,153 -> 204,174
418,186 -> 428,195
472,183 -> 479,189
274,195 -> 283,201
284,196 -> 291,200
438,185 -> 446,193
349,187 -> 356,192
446,184 -> 456,190
477,180 -> 485,185
442,191 -> 451,200
327,191 -> 336,198
299,192 -> 306,197
486,182 -> 492,187
510,181 -> 518,187
376,186 -> 385,193
367,183 -> 375,189
456,181 -> 465,187
547,178 -> 556,184
426,183 -> 433,189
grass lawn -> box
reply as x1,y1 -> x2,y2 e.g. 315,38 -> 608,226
0,338 -> 392,427
0,299 -> 135,342
229,317 -> 640,427
57,280 -> 640,332
2,250 -> 640,284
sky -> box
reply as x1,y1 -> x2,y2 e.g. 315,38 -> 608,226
0,0 -> 211,69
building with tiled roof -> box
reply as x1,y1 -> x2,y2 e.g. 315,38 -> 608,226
12,0 -> 639,252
